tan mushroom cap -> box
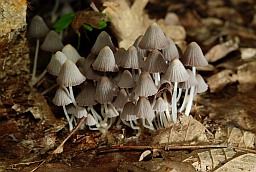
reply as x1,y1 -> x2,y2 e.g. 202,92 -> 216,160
95,76 -> 118,104
133,72 -> 158,97
143,49 -> 168,73
162,37 -> 180,61
92,46 -> 118,72
181,42 -> 208,67
162,59 -> 189,83
46,51 -> 67,76
195,74 -> 208,93
135,97 -> 155,121
178,69 -> 198,89
28,15 -> 49,38
40,30 -> 64,53
76,82 -> 97,106
91,31 -> 116,55
139,23 -> 170,50
52,86 -> 72,106
57,60 -> 86,87
120,102 -> 138,121
153,97 -> 168,112
120,46 -> 142,69
118,70 -> 135,88
113,89 -> 129,110
62,44 -> 82,63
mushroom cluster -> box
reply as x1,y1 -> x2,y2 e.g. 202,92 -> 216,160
47,23 -> 208,136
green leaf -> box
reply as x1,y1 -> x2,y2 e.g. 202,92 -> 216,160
54,13 -> 75,33
82,24 -> 93,31
97,20 -> 107,29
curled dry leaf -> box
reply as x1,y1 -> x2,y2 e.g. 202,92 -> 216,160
205,40 -> 239,62
237,61 -> 256,93
240,48 -> 256,60
207,69 -> 237,93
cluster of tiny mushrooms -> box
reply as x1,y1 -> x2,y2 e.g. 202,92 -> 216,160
28,15 -> 208,137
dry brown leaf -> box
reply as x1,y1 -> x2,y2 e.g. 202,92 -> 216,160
237,61 -> 256,93
205,40 -> 239,62
207,69 -> 237,93
240,48 -> 256,60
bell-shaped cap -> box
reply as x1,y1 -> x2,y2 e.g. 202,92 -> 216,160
118,70 -> 135,88
181,42 -> 208,67
162,37 -> 180,61
82,53 -> 101,81
41,30 -> 64,53
133,72 -> 158,97
46,51 -> 67,76
28,15 -> 49,38
85,113 -> 97,126
75,106 -> 88,118
162,59 -> 189,82
76,82 -> 98,107
120,46 -> 142,69
62,44 -> 82,63
143,49 -> 168,73
153,97 -> 168,112
114,48 -> 126,65
133,35 -> 148,60
95,76 -> 117,104
195,74 -> 208,93
52,86 -> 72,106
92,46 -> 118,72
139,23 -> 169,50
91,31 -> 116,55
178,69 -> 198,89
120,102 -> 138,121
57,60 -> 86,87
113,89 -> 129,110
135,97 -> 155,121
106,104 -> 119,118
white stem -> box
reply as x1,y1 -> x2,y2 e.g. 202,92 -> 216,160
176,88 -> 182,103
171,82 -> 178,123
179,89 -> 188,112
185,67 -> 196,116
68,86 -> 77,107
41,83 -> 58,95
130,120 -> 141,136
32,70 -> 47,87
63,105 -> 73,131
163,92 -> 171,121
142,118 -> 155,131
89,106 -> 103,122
31,39 -> 40,83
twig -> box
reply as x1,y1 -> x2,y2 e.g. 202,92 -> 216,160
30,116 -> 86,172
233,146 -> 256,154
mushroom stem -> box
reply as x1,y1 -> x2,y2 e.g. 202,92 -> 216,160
176,88 -> 182,103
178,89 -> 188,112
163,92 -> 171,121
171,82 -> 178,123
31,38 -> 40,83
89,106 -> 103,122
130,120 -> 141,137
62,105 -> 73,131
32,70 -> 47,86
142,118 -> 155,131
185,67 -> 196,116
68,86 -> 77,107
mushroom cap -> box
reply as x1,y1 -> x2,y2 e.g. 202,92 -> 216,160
92,46 -> 118,72
28,15 -> 49,38
76,82 -> 98,106
113,89 -> 129,110
135,97 -> 155,121
178,69 -> 198,89
162,59 -> 189,82
85,113 -> 97,126
75,105 -> 88,118
106,104 -> 119,118
95,76 -> 118,104
121,102 -> 138,121
76,57 -> 86,69
62,44 -> 82,63
120,46 -> 142,69
52,86 -> 72,106
162,37 -> 180,61
143,49 -> 168,73
91,31 -> 116,55
57,60 -> 86,87
153,97 -> 168,112
82,54 -> 101,81
40,30 -> 64,53
118,70 -> 135,88
133,35 -> 148,60
195,74 -> 208,93
181,42 -> 208,67
114,48 -> 126,66
133,72 -> 158,97
139,23 -> 170,50
46,51 -> 67,76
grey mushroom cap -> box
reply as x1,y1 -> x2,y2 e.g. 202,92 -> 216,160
178,69 -> 199,89
91,31 -> 116,55
162,37 -> 180,61
120,102 -> 138,121
28,15 -> 49,38
57,60 -> 86,87
135,97 -> 155,121
46,51 -> 67,76
118,70 -> 135,88
52,86 -> 72,106
76,82 -> 98,107
120,46 -> 142,69
62,44 -> 82,63
85,113 -> 97,126
153,97 -> 168,112
113,89 -> 129,110
181,42 -> 208,67
139,23 -> 170,50
195,74 -> 208,93
40,30 -> 64,53
75,106 -> 88,118
143,49 -> 168,73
